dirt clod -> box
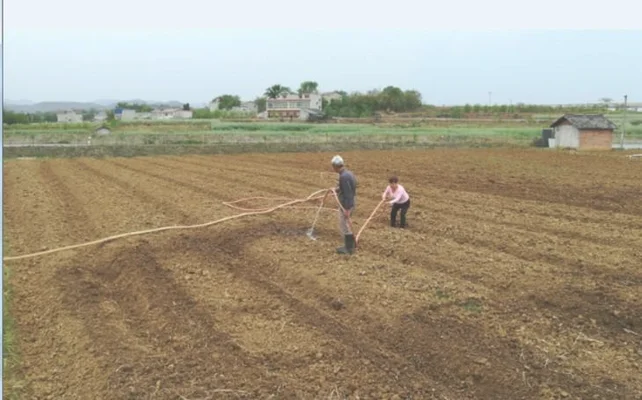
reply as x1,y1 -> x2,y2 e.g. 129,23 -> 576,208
331,298 -> 345,310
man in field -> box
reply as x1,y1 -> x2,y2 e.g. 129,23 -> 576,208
331,155 -> 357,255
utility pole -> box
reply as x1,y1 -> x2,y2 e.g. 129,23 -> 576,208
620,95 -> 627,149
488,92 -> 492,107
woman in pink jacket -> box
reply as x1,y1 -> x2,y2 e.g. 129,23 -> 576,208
382,176 -> 410,228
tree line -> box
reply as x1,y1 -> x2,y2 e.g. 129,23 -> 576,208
321,87 -> 423,118
206,82 -> 615,119
2,110 -> 100,124
3,80 -> 615,125
207,81 -> 423,118
435,103 -> 609,119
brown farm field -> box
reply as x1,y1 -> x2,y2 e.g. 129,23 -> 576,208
3,149 -> 642,400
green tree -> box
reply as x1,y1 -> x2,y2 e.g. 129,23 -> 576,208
264,85 -> 291,99
254,97 -> 267,113
192,108 -> 214,118
43,112 -> 57,122
183,103 -> 191,111
3,110 -> 30,124
321,86 -> 422,117
402,90 -> 422,111
116,102 -> 152,112
380,86 -> 404,111
215,95 -> 241,110
298,81 -> 319,96
450,106 -> 463,118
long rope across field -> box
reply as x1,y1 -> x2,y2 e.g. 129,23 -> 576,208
3,188 -> 386,262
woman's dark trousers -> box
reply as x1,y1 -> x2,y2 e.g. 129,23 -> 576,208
391,199 -> 410,228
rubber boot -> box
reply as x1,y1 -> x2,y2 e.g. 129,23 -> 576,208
337,234 -> 355,255
336,236 -> 348,254
346,234 -> 356,253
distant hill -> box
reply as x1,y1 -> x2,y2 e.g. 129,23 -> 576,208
4,99 -> 187,113
116,100 -> 185,108
4,102 -> 111,113
93,99 -> 185,108
4,99 -> 35,106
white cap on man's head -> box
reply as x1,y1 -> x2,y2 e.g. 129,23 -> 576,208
331,155 -> 344,166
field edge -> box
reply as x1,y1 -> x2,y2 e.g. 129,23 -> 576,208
2,254 -> 25,400
2,138 -> 530,159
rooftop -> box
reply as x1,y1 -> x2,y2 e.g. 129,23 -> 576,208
550,114 -> 617,130
267,94 -> 318,101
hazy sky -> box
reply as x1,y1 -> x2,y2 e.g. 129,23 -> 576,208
4,0 -> 642,105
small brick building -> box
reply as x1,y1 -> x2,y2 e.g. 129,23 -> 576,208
550,114 -> 617,150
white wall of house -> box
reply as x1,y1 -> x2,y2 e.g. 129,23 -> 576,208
209,99 -> 220,112
56,111 -> 83,123
174,110 -> 193,119
308,94 -> 322,110
267,94 -> 323,111
151,109 -> 176,120
93,112 -> 107,122
150,109 -> 193,119
554,125 -> 580,148
136,112 -> 152,120
120,109 -> 137,121
151,110 -> 171,120
243,101 -> 258,112
230,102 -> 258,114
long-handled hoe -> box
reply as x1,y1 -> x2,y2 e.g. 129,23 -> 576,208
306,190 -> 330,240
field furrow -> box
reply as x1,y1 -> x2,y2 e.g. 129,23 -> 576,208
75,159 -> 196,225
3,162 -> 71,254
173,227 -> 457,399
38,160 -> 98,243
140,156 -> 322,199
4,149 -> 641,400
165,155 -> 334,191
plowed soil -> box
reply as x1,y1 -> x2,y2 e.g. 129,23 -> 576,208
3,149 -> 642,400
